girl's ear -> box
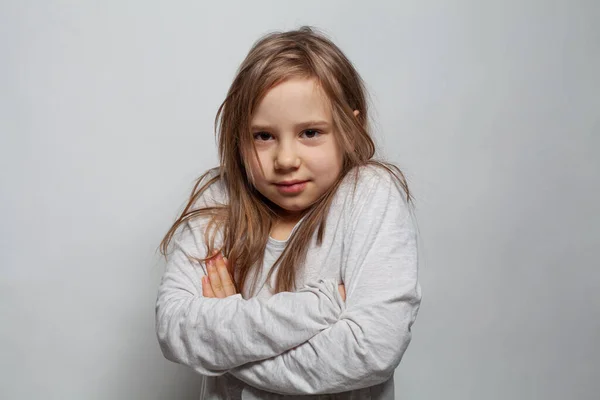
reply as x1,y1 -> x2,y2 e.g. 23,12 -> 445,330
353,109 -> 360,117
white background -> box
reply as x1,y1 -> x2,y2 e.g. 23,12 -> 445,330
1,1 -> 599,399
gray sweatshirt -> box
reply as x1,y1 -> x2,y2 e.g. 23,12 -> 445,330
155,164 -> 421,399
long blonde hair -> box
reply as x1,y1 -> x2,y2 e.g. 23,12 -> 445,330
160,26 -> 412,295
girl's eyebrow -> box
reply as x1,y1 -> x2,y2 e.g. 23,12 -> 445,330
250,120 -> 330,132
296,120 -> 330,130
250,123 -> 273,132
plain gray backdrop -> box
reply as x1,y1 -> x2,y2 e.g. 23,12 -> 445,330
1,1 -> 598,399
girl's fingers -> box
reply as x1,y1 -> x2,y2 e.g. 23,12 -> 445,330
202,276 -> 215,298
224,256 -> 234,276
207,259 -> 226,298
338,284 -> 346,302
215,255 -> 237,296
203,252 -> 236,299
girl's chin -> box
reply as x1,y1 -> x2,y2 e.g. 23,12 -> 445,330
274,203 -> 311,217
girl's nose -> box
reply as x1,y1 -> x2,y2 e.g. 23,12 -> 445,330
274,144 -> 300,171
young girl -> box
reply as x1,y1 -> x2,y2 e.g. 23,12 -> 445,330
156,26 -> 421,399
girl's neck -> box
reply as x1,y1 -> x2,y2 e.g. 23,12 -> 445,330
269,209 -> 306,241
279,205 -> 312,223
277,213 -> 302,225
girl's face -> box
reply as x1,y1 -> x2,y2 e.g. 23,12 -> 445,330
248,77 -> 343,219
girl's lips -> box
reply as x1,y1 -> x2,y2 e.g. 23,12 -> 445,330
275,181 -> 308,194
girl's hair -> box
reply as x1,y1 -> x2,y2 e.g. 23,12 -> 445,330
160,26 -> 412,295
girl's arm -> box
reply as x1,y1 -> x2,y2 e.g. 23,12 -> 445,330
155,221 -> 345,376
228,169 -> 421,394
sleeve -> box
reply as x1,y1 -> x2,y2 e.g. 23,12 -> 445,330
228,168 -> 422,394
155,187 -> 345,376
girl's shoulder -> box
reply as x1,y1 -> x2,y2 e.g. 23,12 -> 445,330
339,163 -> 408,200
191,167 -> 229,209
334,162 -> 412,219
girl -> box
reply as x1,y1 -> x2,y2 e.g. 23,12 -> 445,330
156,26 -> 421,399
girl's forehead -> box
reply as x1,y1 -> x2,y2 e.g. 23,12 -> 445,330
251,78 -> 332,127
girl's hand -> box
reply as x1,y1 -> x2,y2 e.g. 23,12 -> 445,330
201,253 -> 346,302
338,284 -> 346,301
202,253 -> 237,298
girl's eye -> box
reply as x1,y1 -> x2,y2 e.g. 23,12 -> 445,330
254,132 -> 273,141
301,129 -> 320,139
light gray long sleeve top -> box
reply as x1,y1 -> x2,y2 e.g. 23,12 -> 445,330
155,164 -> 421,399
